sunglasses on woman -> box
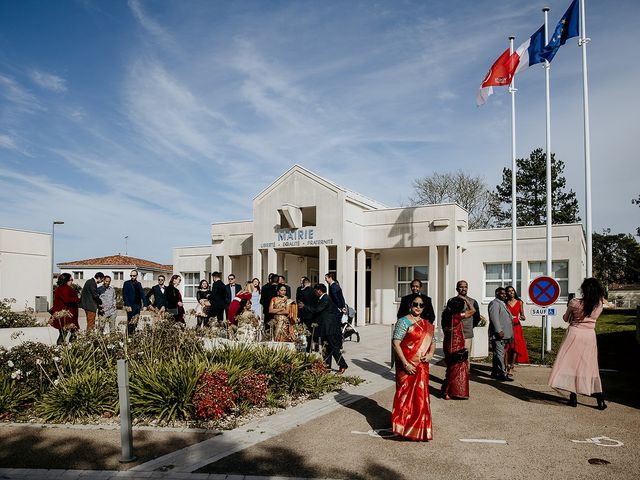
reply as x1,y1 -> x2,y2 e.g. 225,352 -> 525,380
412,302 -> 424,308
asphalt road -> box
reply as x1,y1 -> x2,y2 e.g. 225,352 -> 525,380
198,363 -> 640,480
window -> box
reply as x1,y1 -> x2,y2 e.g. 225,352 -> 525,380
112,271 -> 124,280
182,272 -> 200,299
484,263 -> 522,298
396,266 -> 428,300
529,261 -> 569,300
73,271 -> 83,280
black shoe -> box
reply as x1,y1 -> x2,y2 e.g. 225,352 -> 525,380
568,392 -> 577,407
496,375 -> 514,382
595,393 -> 607,410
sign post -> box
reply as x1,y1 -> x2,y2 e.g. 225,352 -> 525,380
528,276 -> 560,361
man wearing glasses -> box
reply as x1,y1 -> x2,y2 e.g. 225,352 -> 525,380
397,279 -> 435,323
146,275 -> 169,311
225,273 -> 241,319
123,269 -> 148,335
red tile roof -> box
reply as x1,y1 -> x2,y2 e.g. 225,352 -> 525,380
58,255 -> 173,272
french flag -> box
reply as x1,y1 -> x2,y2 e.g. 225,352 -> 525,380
513,25 -> 547,75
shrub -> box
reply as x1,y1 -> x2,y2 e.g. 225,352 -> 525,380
37,369 -> 118,423
192,369 -> 236,420
235,371 -> 269,407
0,342 -> 59,393
129,355 -> 202,421
0,299 -> 39,328
0,377 -> 36,416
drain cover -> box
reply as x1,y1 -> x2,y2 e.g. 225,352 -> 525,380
588,458 -> 611,465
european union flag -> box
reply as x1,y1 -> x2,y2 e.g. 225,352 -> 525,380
541,0 -> 580,63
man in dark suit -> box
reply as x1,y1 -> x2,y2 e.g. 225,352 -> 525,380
208,272 -> 226,324
122,269 -> 148,335
146,275 -> 169,310
278,275 -> 292,298
397,279 -> 435,323
301,284 -> 348,373
325,272 -> 346,323
488,287 -> 514,382
296,277 -> 317,351
260,273 -> 279,323
225,273 -> 241,318
79,272 -> 104,331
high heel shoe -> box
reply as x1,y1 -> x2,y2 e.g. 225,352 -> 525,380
595,393 -> 607,411
568,392 -> 577,407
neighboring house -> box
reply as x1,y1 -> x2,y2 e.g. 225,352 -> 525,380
0,227 -> 52,311
173,165 -> 587,359
608,285 -> 640,309
58,255 -> 172,289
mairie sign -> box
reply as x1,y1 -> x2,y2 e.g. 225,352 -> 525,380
528,276 -> 560,307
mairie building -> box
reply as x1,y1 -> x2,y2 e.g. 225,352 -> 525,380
174,165 -> 586,356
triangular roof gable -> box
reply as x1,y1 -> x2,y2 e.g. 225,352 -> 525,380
253,165 -> 342,204
253,164 -> 387,210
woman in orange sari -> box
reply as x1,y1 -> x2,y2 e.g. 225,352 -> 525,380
391,293 -> 436,441
269,285 -> 297,342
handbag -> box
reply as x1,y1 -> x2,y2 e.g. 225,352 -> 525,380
450,348 -> 469,363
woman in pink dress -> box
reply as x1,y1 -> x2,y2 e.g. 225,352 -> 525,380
548,277 -> 606,410
505,286 -> 529,376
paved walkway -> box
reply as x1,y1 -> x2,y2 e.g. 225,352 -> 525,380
2,324 -> 639,479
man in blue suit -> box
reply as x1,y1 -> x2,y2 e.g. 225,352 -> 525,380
325,272 -> 346,323
123,269 -> 149,335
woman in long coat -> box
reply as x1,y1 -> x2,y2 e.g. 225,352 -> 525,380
50,273 -> 81,345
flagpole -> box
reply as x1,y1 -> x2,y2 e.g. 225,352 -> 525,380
509,36 -> 517,295
543,6 -> 553,353
579,0 -> 593,278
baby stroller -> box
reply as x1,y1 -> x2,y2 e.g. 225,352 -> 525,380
341,305 -> 360,342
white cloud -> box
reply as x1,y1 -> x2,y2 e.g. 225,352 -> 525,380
128,0 -> 179,52
29,70 -> 67,92
0,134 -> 17,151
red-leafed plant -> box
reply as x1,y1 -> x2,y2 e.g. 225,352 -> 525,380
236,371 -> 269,407
192,369 -> 236,420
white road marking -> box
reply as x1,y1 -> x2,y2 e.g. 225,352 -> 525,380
351,429 -> 397,438
459,439 -> 508,444
571,436 -> 624,447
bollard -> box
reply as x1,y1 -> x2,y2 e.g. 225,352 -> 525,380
117,359 -> 137,463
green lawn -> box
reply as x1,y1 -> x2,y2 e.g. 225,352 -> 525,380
522,313 -> 638,369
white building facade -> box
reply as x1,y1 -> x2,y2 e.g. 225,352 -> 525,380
174,166 -> 586,356
0,227 -> 52,310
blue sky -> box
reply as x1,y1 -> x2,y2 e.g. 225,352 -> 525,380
1,0 -> 638,265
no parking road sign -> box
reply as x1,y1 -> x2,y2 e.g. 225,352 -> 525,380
529,276 -> 560,307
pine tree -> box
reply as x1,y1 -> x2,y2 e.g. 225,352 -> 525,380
493,148 -> 580,226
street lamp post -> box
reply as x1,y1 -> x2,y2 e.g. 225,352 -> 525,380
51,221 -> 64,308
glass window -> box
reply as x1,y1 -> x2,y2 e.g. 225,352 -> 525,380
112,271 -> 124,280
73,271 -> 83,280
182,272 -> 200,299
529,261 -> 569,300
396,266 -> 428,300
483,263 -> 522,298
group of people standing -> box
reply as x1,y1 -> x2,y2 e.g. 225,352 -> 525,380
391,276 -> 607,442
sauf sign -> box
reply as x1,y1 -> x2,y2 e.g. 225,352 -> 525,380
529,276 -> 561,316
258,228 -> 334,249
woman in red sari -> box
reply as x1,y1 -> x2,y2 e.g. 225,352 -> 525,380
505,286 -> 529,375
391,293 -> 436,441
441,296 -> 475,400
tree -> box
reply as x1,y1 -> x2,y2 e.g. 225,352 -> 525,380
593,229 -> 640,288
493,148 -> 580,226
410,170 -> 496,229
